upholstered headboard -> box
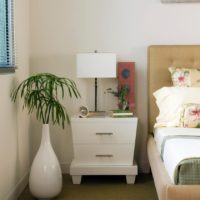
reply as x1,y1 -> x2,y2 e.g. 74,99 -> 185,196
148,45 -> 200,133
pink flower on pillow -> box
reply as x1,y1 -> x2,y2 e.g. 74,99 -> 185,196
169,67 -> 190,87
190,109 -> 200,121
178,76 -> 185,82
179,103 -> 200,128
173,72 -> 189,86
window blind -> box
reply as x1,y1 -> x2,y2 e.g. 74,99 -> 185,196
0,0 -> 15,71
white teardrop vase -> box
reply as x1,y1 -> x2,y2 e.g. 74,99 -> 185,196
29,124 -> 62,199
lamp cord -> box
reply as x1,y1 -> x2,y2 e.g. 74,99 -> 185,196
95,78 -> 97,112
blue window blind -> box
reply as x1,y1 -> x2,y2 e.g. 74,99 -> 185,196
0,0 -> 15,72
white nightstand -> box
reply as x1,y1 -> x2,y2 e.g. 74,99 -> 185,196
70,116 -> 138,184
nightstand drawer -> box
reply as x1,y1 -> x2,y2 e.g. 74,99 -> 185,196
71,122 -> 137,144
73,144 -> 134,165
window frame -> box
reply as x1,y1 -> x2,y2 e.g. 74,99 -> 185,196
0,0 -> 16,73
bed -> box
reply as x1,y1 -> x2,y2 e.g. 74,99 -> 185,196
147,45 -> 200,200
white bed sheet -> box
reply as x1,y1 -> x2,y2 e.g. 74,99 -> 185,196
154,127 -> 200,184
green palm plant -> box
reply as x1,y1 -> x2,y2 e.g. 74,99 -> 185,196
11,73 -> 80,128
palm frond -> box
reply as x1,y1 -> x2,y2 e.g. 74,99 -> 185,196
10,73 -> 80,129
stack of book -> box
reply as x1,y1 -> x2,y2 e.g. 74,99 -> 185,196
109,110 -> 133,118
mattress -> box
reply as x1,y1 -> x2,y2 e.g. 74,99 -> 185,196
154,127 -> 200,185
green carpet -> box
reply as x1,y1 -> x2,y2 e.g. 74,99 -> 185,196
18,174 -> 158,200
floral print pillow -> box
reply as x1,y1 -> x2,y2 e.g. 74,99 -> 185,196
180,103 -> 200,128
169,67 -> 200,87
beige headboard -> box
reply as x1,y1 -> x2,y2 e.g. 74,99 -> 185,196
148,45 -> 200,133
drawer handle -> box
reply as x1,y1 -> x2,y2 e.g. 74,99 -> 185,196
95,154 -> 113,158
96,132 -> 113,136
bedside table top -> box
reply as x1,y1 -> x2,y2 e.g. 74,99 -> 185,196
71,116 -> 138,123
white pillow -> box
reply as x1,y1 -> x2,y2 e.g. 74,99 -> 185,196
153,87 -> 200,127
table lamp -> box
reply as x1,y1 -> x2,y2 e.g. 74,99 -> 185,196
76,52 -> 116,112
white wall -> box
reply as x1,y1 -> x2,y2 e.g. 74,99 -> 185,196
30,0 -> 200,172
0,0 -> 30,199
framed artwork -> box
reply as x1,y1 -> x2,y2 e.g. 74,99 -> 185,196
162,0 -> 200,2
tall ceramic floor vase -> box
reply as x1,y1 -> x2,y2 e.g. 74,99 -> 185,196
29,124 -> 62,199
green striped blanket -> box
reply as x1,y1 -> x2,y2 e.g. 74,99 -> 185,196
161,135 -> 200,185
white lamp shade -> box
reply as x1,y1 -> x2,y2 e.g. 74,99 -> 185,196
76,53 -> 116,78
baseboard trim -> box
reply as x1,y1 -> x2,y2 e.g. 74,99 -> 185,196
6,172 -> 29,200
